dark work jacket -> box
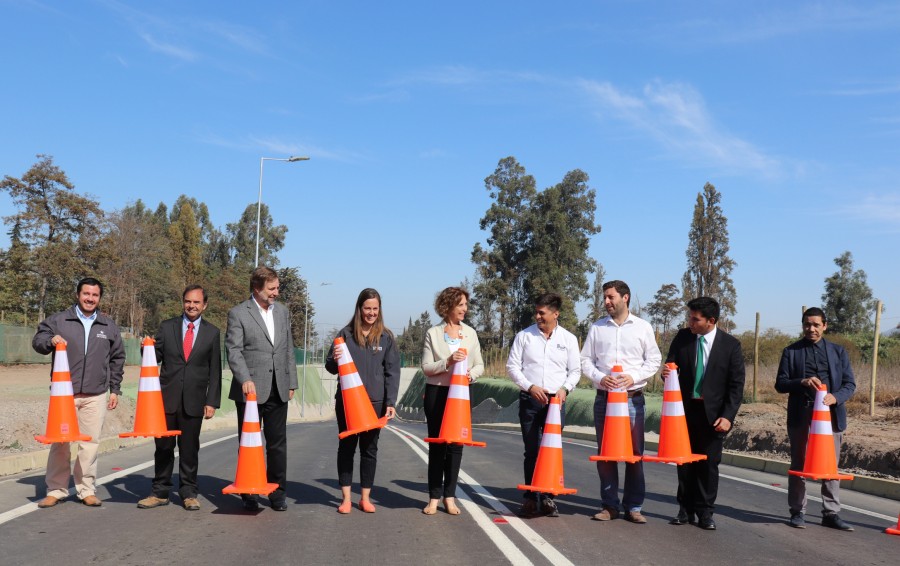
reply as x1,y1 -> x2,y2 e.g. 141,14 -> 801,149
775,338 -> 856,432
665,327 -> 745,425
325,326 -> 400,407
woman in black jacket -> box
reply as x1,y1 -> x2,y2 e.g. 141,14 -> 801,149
325,288 -> 400,514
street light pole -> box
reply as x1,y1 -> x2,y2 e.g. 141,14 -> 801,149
255,155 -> 309,267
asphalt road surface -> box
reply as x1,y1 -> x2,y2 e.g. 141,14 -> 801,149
1,419 -> 897,565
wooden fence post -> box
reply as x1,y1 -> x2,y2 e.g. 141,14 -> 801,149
870,300 -> 883,417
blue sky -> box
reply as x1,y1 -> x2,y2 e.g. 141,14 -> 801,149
2,1 -> 898,340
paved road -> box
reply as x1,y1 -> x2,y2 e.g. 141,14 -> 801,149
0,420 -> 897,565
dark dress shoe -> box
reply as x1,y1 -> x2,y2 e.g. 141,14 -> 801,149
271,499 -> 288,511
698,515 -> 716,530
242,496 -> 260,510
822,514 -> 854,531
670,509 -> 696,525
789,512 -> 806,528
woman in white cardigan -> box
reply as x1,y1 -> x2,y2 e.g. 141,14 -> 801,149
421,286 -> 485,515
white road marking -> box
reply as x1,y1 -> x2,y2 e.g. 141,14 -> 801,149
0,434 -> 237,527
481,428 -> 897,524
387,425 -> 574,566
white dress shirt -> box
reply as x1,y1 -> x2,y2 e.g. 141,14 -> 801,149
580,313 -> 662,391
507,323 -> 581,393
696,326 -> 717,379
256,301 -> 276,345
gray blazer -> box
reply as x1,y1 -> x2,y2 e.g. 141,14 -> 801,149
226,298 -> 298,404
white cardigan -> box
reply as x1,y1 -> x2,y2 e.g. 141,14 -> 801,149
421,322 -> 485,386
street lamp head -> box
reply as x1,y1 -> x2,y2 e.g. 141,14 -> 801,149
287,156 -> 310,162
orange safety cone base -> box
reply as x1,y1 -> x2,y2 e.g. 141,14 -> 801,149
338,416 -> 389,440
589,454 -> 641,463
424,436 -> 487,447
788,470 -> 854,481
516,483 -> 577,496
643,454 -> 707,465
223,482 -> 279,495
34,433 -> 91,444
120,429 -> 182,439
886,527 -> 900,535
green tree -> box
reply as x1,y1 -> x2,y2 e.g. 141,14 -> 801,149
681,182 -> 737,329
521,169 -> 601,330
277,266 -> 314,348
646,283 -> 682,334
168,202 -> 204,289
227,203 -> 288,272
471,157 -> 537,349
822,251 -> 878,334
577,264 -> 606,339
0,218 -> 38,324
0,155 -> 104,319
397,311 -> 433,359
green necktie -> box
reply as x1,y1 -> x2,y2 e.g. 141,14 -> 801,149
693,335 -> 706,398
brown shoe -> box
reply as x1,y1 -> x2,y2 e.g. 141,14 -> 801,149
38,496 -> 61,508
81,495 -> 102,507
137,496 -> 169,509
183,498 -> 200,511
592,506 -> 620,521
625,510 -> 647,524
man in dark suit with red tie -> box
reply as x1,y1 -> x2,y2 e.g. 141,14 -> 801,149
662,297 -> 744,530
137,285 -> 222,511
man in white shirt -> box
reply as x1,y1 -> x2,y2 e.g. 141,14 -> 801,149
507,293 -> 581,518
581,280 -> 661,524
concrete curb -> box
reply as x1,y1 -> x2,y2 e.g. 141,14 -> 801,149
472,423 -> 900,502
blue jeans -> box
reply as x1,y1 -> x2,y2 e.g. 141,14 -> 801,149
593,393 -> 645,512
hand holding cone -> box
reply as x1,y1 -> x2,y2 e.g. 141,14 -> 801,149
120,337 -> 181,438
517,395 -> 576,496
334,337 -> 388,439
35,342 -> 91,444
644,363 -> 706,465
424,349 -> 486,447
590,364 -> 640,463
788,384 -> 853,481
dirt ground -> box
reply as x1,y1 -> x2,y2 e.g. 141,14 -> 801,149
2,364 -> 898,480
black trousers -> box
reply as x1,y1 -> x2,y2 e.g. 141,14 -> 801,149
335,395 -> 384,489
519,391 -> 566,500
152,403 -> 204,499
424,384 -> 463,499
235,392 -> 288,502
677,399 -> 725,517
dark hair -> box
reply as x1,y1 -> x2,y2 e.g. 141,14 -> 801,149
687,297 -> 720,322
250,266 -> 278,292
348,288 -> 392,347
803,307 -> 827,324
182,285 -> 208,303
534,292 -> 562,312
435,287 -> 470,321
76,277 -> 104,298
601,280 -> 630,307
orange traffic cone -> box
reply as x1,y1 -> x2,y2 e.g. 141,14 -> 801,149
120,338 -> 181,439
335,337 -> 388,439
788,384 -> 853,481
517,395 -> 577,496
644,363 -> 706,465
35,343 -> 92,444
590,365 -> 640,463
886,512 -> 900,535
424,349 -> 486,447
223,392 -> 279,496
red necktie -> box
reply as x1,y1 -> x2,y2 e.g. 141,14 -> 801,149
183,322 -> 194,361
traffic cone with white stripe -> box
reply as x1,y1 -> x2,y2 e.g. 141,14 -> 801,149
517,395 -> 576,496
120,337 -> 181,438
335,337 -> 388,439
35,342 -> 91,444
223,392 -> 279,495
590,365 -> 640,463
424,349 -> 486,447
644,363 -> 706,465
788,384 -> 853,481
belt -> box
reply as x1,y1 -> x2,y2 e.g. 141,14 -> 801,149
596,389 -> 642,398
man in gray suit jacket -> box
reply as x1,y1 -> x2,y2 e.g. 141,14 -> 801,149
226,266 -> 298,511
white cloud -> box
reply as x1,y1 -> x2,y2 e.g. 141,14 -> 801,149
841,193 -> 900,229
580,79 -> 783,177
138,32 -> 197,62
194,132 -> 366,163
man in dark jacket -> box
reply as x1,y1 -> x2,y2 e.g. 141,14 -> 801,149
32,277 -> 125,508
137,285 -> 222,511
775,307 -> 856,531
663,297 -> 744,531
